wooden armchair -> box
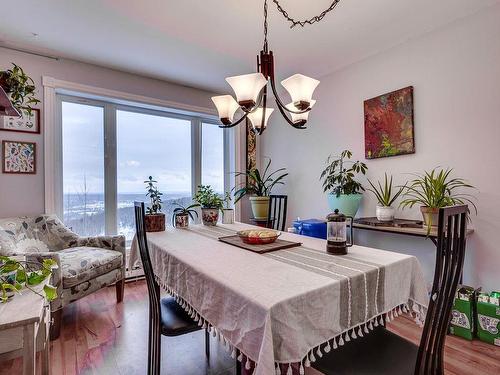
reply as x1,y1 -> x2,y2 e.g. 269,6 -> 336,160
0,214 -> 125,339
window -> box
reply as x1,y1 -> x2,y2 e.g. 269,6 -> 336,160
117,110 -> 192,243
58,95 -> 233,249
202,122 -> 225,194
62,102 -> 105,236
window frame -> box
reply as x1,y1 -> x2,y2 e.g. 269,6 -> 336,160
56,93 -> 234,236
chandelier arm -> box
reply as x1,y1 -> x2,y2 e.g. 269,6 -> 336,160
271,91 -> 307,129
218,112 -> 249,129
269,76 -> 311,114
258,85 -> 268,135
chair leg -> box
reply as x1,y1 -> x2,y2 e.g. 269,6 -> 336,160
116,279 -> 125,303
149,316 -> 161,375
236,355 -> 241,375
49,308 -> 63,341
205,329 -> 210,361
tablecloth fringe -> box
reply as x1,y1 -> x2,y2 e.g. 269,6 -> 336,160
278,299 -> 428,375
154,275 -> 257,372
154,275 -> 427,375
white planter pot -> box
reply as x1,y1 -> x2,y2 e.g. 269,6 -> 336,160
376,205 -> 395,222
222,208 -> 234,224
249,196 -> 270,220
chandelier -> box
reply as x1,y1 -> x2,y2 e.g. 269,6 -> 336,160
211,0 -> 341,134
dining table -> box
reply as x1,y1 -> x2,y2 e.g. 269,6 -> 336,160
129,222 -> 428,375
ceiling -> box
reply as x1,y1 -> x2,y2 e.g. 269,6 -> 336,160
1,0 -> 498,92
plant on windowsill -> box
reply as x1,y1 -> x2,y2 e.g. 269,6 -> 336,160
320,150 -> 368,217
0,63 -> 40,117
194,185 -> 223,226
0,256 -> 58,303
144,176 -> 165,232
221,192 -> 235,224
233,158 -> 288,220
172,202 -> 200,228
366,173 -> 406,222
399,167 -> 477,232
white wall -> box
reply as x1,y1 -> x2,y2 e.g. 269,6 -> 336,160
0,48 -> 216,218
261,5 -> 500,291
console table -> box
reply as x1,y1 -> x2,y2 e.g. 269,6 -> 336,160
0,285 -> 50,375
351,217 -> 474,245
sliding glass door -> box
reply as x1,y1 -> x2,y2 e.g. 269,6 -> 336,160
58,94 -> 232,248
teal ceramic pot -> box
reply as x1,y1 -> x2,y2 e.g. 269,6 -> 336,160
327,193 -> 363,218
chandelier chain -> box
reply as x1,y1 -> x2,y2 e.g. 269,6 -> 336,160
272,0 -> 341,28
263,0 -> 269,51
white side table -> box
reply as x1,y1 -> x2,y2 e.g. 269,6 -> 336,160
0,285 -> 50,375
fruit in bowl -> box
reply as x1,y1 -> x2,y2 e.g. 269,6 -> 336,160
237,229 -> 280,245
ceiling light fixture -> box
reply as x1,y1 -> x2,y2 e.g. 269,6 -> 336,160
211,0 -> 341,134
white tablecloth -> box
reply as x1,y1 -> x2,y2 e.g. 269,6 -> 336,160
130,223 -> 428,375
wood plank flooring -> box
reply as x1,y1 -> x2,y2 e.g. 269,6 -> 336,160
0,280 -> 498,374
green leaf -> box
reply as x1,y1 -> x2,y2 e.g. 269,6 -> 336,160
43,284 -> 57,301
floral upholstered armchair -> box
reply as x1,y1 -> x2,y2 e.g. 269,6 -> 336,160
0,214 -> 125,339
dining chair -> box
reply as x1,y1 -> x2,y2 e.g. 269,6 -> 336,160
267,195 -> 288,231
134,202 -> 210,375
312,205 -> 469,375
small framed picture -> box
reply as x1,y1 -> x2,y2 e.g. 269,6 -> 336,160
1,108 -> 41,134
2,140 -> 36,174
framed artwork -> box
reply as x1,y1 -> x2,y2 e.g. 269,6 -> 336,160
2,140 -> 36,174
364,86 -> 415,159
1,108 -> 41,134
246,118 -> 256,178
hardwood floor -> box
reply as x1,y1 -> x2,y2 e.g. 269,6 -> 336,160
0,280 -> 498,374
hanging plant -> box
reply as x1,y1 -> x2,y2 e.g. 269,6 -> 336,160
0,63 -> 40,116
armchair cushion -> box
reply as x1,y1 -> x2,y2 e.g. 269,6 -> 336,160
59,247 -> 123,288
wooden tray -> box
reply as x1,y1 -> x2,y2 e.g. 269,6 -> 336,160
218,235 -> 302,254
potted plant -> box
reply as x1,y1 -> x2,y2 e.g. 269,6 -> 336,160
172,202 -> 199,228
366,173 -> 406,222
234,158 -> 288,220
0,63 -> 40,116
221,192 -> 235,224
400,168 -> 477,230
320,150 -> 368,217
144,176 -> 165,232
0,256 -> 57,303
194,185 -> 223,226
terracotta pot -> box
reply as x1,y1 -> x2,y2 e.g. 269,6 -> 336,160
420,206 -> 439,228
174,213 -> 189,228
249,196 -> 270,220
201,208 -> 219,226
145,213 -> 166,232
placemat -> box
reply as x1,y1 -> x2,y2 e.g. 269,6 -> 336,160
218,235 -> 302,254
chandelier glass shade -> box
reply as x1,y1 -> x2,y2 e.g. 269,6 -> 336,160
211,0 -> 325,135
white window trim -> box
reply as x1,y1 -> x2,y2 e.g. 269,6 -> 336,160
43,76 -> 244,225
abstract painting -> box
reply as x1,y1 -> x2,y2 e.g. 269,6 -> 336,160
2,140 -> 36,174
364,86 -> 415,159
1,108 -> 40,134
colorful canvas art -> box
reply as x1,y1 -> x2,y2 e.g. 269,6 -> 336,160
2,140 -> 36,174
364,86 -> 415,159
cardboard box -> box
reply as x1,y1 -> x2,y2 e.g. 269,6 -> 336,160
476,300 -> 500,346
449,285 -> 478,340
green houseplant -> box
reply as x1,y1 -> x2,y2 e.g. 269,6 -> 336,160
194,185 -> 223,226
0,63 -> 40,116
0,256 -> 57,303
400,168 -> 477,230
221,192 -> 235,224
320,150 -> 368,217
172,202 -> 199,228
367,173 -> 406,222
234,158 -> 288,220
144,176 -> 165,232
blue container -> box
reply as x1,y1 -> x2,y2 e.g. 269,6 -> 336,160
292,219 -> 327,239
